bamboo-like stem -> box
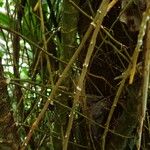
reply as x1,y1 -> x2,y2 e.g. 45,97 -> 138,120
136,4 -> 150,150
129,6 -> 150,84
39,0 -> 54,87
62,1 -> 110,149
20,1 -> 103,149
101,2 -> 150,150
39,2 -> 55,148
101,68 -> 130,150
107,0 -> 118,12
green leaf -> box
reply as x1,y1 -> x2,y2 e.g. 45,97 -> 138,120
0,50 -> 3,57
0,2 -> 3,7
20,67 -> 29,79
0,12 -> 12,27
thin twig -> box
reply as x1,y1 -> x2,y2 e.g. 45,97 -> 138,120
69,0 -> 93,20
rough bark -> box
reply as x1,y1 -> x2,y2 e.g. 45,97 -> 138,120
0,58 -> 20,149
53,0 -> 79,149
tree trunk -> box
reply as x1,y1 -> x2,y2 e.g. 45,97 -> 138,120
0,58 -> 20,149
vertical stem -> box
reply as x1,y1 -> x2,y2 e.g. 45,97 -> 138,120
136,6 -> 150,149
63,0 -> 110,149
